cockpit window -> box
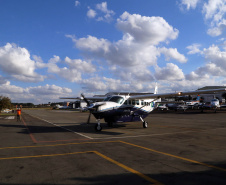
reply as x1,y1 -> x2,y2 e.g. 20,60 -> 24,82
103,96 -> 111,101
106,96 -> 124,104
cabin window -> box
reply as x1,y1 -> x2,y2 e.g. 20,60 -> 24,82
141,100 -> 144,105
128,100 -> 131,105
136,100 -> 139,105
132,100 -> 135,105
123,100 -> 128,105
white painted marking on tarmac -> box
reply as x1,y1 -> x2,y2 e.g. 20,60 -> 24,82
25,113 -> 93,140
5,116 -> 15,119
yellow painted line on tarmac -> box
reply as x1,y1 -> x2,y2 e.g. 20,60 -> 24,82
0,150 -> 163,185
94,151 -> 163,185
0,151 -> 93,160
120,141 -> 226,172
0,140 -> 118,150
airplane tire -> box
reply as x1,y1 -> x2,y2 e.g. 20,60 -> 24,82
95,124 -> 102,131
143,121 -> 148,128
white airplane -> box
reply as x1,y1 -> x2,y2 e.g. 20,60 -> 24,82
201,98 -> 220,112
55,104 -> 70,109
61,86 -> 226,131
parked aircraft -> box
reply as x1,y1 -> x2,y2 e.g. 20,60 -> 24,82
61,86 -> 226,131
201,98 -> 220,112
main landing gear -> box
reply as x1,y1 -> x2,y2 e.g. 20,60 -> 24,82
140,116 -> 148,128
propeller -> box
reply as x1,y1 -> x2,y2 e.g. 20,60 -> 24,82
81,93 -> 90,106
81,93 -> 106,124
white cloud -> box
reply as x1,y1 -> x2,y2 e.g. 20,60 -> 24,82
186,44 -> 226,81
0,81 -> 72,104
96,2 -> 115,22
203,0 -> 226,36
87,2 -> 115,22
80,76 -> 153,92
117,12 -> 179,45
179,0 -> 226,36
186,43 -> 202,54
28,84 -> 72,95
203,44 -> 226,68
87,8 -> 96,19
75,1 -> 80,6
159,47 -> 187,63
71,12 -> 184,68
46,56 -> 96,82
0,43 -> 45,82
155,63 -> 185,81
179,0 -> 200,10
75,35 -> 111,54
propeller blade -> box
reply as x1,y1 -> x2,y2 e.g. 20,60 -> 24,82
87,111 -> 92,124
81,93 -> 90,106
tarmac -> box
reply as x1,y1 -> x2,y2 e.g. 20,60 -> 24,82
0,109 -> 226,185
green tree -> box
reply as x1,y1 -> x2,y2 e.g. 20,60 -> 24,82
0,96 -> 12,110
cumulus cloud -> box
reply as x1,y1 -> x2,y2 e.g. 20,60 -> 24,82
0,43 -> 45,82
87,8 -> 96,19
155,63 -> 185,81
80,76 -> 154,92
96,2 -> 115,22
179,0 -> 226,36
29,84 -> 72,95
203,44 -> 226,68
117,12 -> 179,45
87,2 -> 115,22
70,12 -> 183,68
159,47 -> 187,63
66,12 -> 188,92
0,82 -> 72,104
46,56 -> 96,82
203,0 -> 226,36
179,0 -> 200,10
186,43 -> 202,54
186,44 -> 226,81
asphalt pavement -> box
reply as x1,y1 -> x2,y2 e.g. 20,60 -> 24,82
0,109 -> 226,185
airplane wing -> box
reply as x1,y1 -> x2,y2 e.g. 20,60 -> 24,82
60,96 -> 105,101
128,88 -> 226,100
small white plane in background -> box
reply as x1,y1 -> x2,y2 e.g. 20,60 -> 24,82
61,86 -> 226,131
201,98 -> 220,112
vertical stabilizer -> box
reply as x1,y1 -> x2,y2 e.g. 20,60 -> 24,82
154,82 -> 158,94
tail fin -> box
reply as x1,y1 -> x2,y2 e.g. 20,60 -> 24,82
196,95 -> 200,101
154,82 -> 158,94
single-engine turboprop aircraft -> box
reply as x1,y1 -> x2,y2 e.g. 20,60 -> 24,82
61,86 -> 226,131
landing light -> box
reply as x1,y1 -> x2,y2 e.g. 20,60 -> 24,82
178,92 -> 182,95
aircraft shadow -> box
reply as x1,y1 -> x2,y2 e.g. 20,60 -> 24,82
0,123 -> 125,136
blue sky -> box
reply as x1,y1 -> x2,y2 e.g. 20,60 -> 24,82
0,0 -> 226,104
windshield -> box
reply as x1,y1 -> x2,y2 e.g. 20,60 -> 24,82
103,96 -> 111,101
106,96 -> 124,104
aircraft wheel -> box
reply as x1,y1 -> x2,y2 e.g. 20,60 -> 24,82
143,121 -> 148,128
95,124 -> 102,131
